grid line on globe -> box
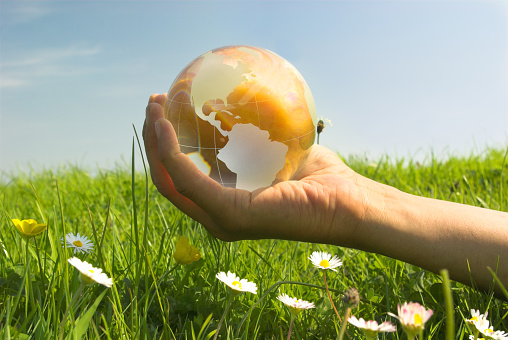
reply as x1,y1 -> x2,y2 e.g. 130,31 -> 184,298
164,45 -> 318,191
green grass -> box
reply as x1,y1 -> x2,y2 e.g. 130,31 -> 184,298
1,146 -> 507,339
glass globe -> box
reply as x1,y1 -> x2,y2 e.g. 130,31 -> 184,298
164,45 -> 317,191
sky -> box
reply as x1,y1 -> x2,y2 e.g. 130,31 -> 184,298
1,0 -> 507,177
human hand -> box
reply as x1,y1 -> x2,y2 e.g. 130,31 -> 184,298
143,94 -> 368,245
143,94 -> 508,294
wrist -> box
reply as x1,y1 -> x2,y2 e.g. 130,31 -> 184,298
327,173 -> 400,250
350,176 -> 410,254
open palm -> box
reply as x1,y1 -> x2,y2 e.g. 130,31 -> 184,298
143,94 -> 366,246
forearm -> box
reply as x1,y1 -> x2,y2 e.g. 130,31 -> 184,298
355,177 -> 508,293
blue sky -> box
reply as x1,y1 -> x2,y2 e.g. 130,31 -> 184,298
1,0 -> 507,176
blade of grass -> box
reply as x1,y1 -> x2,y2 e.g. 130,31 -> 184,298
133,124 -> 151,298
131,137 -> 141,332
487,266 -> 508,301
55,180 -> 73,321
99,198 -> 111,256
71,288 -> 109,340
440,269 -> 455,340
88,205 -> 105,270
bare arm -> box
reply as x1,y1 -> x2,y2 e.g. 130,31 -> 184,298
143,93 -> 508,294
355,177 -> 508,292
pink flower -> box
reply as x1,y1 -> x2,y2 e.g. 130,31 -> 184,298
388,302 -> 433,338
277,294 -> 315,317
348,315 -> 396,339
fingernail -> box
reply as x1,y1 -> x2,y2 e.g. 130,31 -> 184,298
145,105 -> 151,118
154,120 -> 161,139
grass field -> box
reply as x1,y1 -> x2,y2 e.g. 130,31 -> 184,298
1,146 -> 507,339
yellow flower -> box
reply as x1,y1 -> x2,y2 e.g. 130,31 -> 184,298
11,219 -> 47,240
173,236 -> 201,265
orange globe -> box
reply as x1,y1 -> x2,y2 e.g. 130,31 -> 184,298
164,45 -> 317,191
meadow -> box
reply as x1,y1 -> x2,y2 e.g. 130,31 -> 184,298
1,145 -> 508,339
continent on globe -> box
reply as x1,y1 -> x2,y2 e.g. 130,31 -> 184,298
216,123 -> 288,192
164,45 -> 317,191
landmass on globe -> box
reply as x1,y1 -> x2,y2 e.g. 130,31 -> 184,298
164,45 -> 317,191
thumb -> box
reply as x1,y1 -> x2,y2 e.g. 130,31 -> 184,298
154,118 -> 225,213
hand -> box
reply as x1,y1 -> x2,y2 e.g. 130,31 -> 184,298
143,94 -> 508,294
142,94 -> 367,245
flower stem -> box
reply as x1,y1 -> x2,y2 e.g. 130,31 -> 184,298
24,241 -> 36,308
287,315 -> 295,340
323,272 -> 342,322
213,293 -> 234,340
33,237 -> 46,292
59,283 -> 84,340
337,306 -> 351,340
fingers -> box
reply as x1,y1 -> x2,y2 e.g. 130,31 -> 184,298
154,115 -> 252,241
154,117 -> 227,214
143,94 -> 212,226
144,94 -> 172,196
144,93 -> 259,241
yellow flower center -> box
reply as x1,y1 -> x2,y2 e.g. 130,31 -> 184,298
414,313 -> 422,326
319,259 -> 330,268
484,329 -> 493,334
232,280 -> 242,289
470,316 -> 478,322
73,240 -> 83,247
89,269 -> 95,274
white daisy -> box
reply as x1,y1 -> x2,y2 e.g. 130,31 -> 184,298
465,309 -> 508,339
68,257 -> 113,288
468,334 -> 508,340
466,310 -> 489,335
308,251 -> 342,271
467,310 -> 489,330
277,294 -> 315,317
348,316 -> 396,339
480,327 -> 508,340
62,232 -> 94,254
216,271 -> 257,294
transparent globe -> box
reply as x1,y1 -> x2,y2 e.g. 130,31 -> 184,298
164,45 -> 317,191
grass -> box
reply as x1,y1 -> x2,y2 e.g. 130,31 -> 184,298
0,146 -> 507,339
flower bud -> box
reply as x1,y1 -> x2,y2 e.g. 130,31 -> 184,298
343,287 -> 360,308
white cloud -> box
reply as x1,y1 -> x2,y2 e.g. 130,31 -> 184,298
6,2 -> 54,24
1,44 -> 101,88
2,45 -> 100,68
0,77 -> 27,89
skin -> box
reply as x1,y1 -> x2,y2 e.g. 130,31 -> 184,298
143,93 -> 508,295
